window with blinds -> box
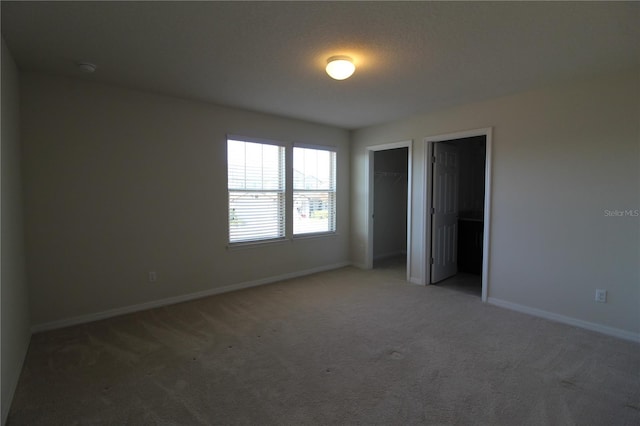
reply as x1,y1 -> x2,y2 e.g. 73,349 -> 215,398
227,139 -> 285,243
293,147 -> 336,235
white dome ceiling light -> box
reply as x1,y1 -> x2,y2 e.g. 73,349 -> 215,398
325,56 -> 355,80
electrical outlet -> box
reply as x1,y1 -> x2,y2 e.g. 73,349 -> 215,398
148,271 -> 157,283
595,289 -> 607,303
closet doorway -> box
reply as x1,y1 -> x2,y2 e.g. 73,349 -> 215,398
366,141 -> 412,281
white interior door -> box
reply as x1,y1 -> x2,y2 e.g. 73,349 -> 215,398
431,142 -> 459,283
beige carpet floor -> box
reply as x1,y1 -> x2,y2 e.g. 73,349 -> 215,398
8,265 -> 640,425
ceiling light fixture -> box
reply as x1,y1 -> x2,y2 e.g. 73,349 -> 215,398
326,56 -> 355,80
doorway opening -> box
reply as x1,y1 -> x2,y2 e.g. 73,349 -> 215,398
423,129 -> 492,300
366,141 -> 413,281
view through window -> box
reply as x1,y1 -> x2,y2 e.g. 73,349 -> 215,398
227,139 -> 285,243
227,138 -> 336,244
293,147 -> 336,235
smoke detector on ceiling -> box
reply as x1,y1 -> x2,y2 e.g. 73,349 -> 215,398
77,62 -> 97,73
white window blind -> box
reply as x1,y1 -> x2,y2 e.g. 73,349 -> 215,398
293,147 -> 336,235
228,139 -> 285,243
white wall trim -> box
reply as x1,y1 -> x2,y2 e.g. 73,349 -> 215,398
422,128 -> 492,303
488,297 -> 640,343
31,262 -> 351,333
365,140 -> 413,282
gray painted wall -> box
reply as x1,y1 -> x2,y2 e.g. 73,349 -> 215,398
1,38 -> 31,424
21,72 -> 350,327
5,58 -> 639,421
351,69 -> 640,337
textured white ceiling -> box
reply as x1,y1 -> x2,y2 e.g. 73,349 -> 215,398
2,1 -> 638,129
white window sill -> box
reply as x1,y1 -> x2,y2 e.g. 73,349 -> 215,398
292,231 -> 338,241
226,238 -> 289,251
227,232 -> 338,250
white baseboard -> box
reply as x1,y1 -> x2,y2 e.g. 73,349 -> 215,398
31,262 -> 352,333
487,297 -> 640,343
409,276 -> 423,285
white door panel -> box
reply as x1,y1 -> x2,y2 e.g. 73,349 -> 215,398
431,143 -> 459,283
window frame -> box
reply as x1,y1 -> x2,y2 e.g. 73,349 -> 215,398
227,136 -> 287,246
226,136 -> 337,248
292,143 -> 337,238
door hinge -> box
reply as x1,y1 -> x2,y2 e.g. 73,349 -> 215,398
431,207 -> 435,214
431,156 -> 436,163
430,257 -> 435,265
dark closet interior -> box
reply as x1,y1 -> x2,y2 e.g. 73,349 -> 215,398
373,148 -> 408,269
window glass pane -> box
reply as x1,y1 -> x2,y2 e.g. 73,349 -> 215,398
293,148 -> 334,190
228,139 -> 285,243
293,147 -> 336,235
228,140 -> 283,191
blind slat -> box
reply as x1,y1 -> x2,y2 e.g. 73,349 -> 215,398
228,139 -> 285,243
293,147 -> 336,235
228,140 -> 336,243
